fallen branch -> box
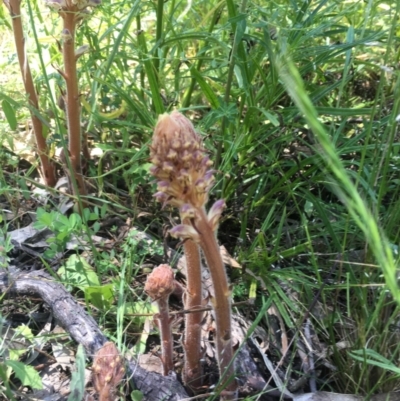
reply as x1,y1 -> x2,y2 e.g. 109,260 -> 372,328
0,268 -> 188,401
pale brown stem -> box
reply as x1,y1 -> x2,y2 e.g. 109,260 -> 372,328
99,387 -> 112,401
61,10 -> 87,208
7,0 -> 57,187
194,208 -> 237,399
156,297 -> 174,375
182,231 -> 203,391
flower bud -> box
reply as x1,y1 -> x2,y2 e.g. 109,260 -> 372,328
75,44 -> 89,60
180,204 -> 197,220
169,224 -> 200,242
145,264 -> 175,301
61,29 -> 72,43
44,0 -> 67,11
207,199 -> 225,231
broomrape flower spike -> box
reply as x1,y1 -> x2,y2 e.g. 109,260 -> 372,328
92,342 -> 125,401
150,112 -> 237,399
150,111 -> 214,209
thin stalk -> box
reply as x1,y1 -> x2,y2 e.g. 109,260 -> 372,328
153,0 -> 164,78
216,0 -> 252,169
6,0 -> 57,187
194,208 -> 237,399
181,5 -> 223,109
157,297 -> 174,375
182,232 -> 203,391
136,15 -> 145,99
61,11 -> 88,208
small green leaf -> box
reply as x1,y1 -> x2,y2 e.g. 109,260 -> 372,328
84,284 -> 114,310
2,100 -> 18,131
15,325 -> 34,342
9,349 -> 26,361
5,360 -> 43,389
131,390 -> 144,401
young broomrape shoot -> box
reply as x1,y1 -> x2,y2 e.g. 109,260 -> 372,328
44,0 -> 100,209
145,264 -> 175,375
150,112 -> 237,399
92,342 -> 125,401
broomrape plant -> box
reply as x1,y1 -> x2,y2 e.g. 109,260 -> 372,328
45,0 -> 101,210
149,111 -> 237,399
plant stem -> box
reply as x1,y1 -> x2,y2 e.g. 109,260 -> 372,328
181,5 -> 222,109
156,297 -> 174,375
182,233 -> 203,391
61,11 -> 88,208
6,0 -> 57,187
153,0 -> 164,78
194,208 -> 237,399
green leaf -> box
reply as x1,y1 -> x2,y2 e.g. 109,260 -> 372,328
131,390 -> 144,401
58,254 -> 100,290
9,349 -> 26,361
349,349 -> 400,375
190,67 -> 220,109
84,284 -> 114,310
2,100 -> 18,131
67,345 -> 86,401
5,360 -> 43,389
15,325 -> 34,342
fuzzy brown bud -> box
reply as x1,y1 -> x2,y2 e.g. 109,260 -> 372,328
145,264 -> 175,301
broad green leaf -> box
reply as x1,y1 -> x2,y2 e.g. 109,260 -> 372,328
84,284 -> 114,310
5,360 -> 42,389
58,254 -> 100,290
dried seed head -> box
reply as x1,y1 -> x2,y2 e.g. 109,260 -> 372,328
145,264 -> 175,301
150,111 -> 213,208
92,342 -> 125,398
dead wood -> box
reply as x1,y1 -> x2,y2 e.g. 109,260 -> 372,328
0,268 -> 189,401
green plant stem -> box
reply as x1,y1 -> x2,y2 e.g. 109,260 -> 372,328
215,9 -> 242,169
6,0 -> 57,187
153,0 -> 164,77
156,297 -> 174,375
61,11 -> 88,208
182,233 -> 203,391
181,5 -> 222,109
194,208 -> 237,399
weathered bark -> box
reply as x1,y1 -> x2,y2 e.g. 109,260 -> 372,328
0,268 -> 188,401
